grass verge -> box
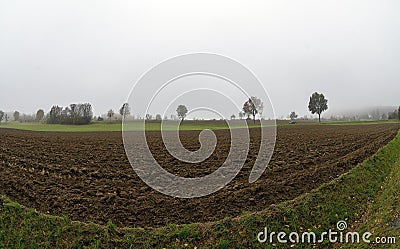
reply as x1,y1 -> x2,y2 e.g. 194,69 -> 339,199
1,131 -> 400,248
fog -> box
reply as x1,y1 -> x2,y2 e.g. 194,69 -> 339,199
1,0 -> 399,118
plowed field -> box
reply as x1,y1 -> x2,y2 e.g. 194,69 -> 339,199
0,124 -> 398,228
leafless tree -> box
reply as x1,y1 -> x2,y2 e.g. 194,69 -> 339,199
243,96 -> 263,124
290,111 -> 298,120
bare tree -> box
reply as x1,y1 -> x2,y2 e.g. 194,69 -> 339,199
243,96 -> 263,124
79,103 -> 93,124
289,111 -> 298,120
176,105 -> 188,121
238,111 -> 244,120
145,114 -> 153,120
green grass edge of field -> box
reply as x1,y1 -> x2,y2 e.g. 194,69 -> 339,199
0,121 -> 263,132
0,120 -> 398,132
1,131 -> 400,249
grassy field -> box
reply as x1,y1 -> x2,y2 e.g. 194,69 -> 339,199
0,121 -> 263,132
0,122 -> 125,132
1,131 -> 399,248
0,120 -> 398,132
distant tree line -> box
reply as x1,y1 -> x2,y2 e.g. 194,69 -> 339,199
47,103 -> 93,125
2,97 -> 399,125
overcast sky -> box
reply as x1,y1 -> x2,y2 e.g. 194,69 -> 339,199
1,0 -> 399,118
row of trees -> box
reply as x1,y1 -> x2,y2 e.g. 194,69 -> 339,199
0,111 -> 35,123
173,97 -> 264,123
106,104 -> 186,122
1,94 -> 398,124
0,109 -> 45,124
108,103 -> 191,122
47,103 -> 93,125
142,95 -> 306,123
12,110 -> 45,122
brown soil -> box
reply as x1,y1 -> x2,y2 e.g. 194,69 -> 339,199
0,124 -> 398,228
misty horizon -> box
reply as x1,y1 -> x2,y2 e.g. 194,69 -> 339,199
1,1 -> 399,119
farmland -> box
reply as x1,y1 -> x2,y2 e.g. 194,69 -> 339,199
0,119 -> 397,132
0,120 -> 261,132
0,123 -> 398,231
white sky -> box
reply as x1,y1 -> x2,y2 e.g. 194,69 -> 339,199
0,0 -> 399,118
